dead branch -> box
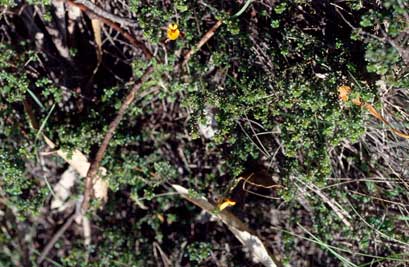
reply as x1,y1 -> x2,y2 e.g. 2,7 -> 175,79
37,211 -> 79,264
66,0 -> 154,59
37,65 -> 154,263
70,0 -> 137,27
80,65 -> 154,214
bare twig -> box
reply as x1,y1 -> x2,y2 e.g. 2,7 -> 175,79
37,211 -> 79,264
70,0 -> 137,27
37,65 -> 154,263
181,20 -> 223,66
80,65 -> 154,214
37,1 -> 221,260
37,3 -> 156,259
347,190 -> 409,207
296,178 -> 352,228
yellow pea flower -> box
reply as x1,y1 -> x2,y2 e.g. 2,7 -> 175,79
217,198 -> 236,211
167,23 -> 180,41
338,85 -> 352,102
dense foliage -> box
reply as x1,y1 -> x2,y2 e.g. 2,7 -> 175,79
0,0 -> 408,266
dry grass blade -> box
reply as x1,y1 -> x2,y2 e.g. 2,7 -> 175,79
171,184 -> 281,267
296,179 -> 352,228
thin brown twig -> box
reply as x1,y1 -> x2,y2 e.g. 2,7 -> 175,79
36,65 -> 154,263
181,20 -> 223,66
37,2 -> 156,261
348,190 -> 409,207
81,65 -> 154,213
296,178 -> 352,228
37,211 -> 78,264
240,173 -> 282,189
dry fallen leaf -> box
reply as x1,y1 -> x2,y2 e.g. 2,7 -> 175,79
93,171 -> 109,203
51,166 -> 77,210
338,85 -> 409,139
91,0 -> 102,62
43,135 -> 109,203
172,184 -> 280,267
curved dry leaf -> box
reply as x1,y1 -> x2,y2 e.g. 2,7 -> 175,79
171,184 -> 280,267
228,226 -> 279,267
43,135 -> 108,203
93,172 -> 108,203
337,85 -> 409,139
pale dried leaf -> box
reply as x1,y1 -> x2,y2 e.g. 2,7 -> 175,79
171,184 -> 280,267
228,226 -> 279,267
91,19 -> 102,61
51,166 -> 77,210
83,216 -> 91,246
91,0 -> 102,61
93,173 -> 108,203
43,135 -> 108,202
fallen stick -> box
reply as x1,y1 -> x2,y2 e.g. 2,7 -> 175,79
37,66 -> 153,263
70,0 -> 137,27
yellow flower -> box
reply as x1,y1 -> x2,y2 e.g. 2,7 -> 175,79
338,85 -> 352,102
217,198 -> 236,211
167,23 -> 180,41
